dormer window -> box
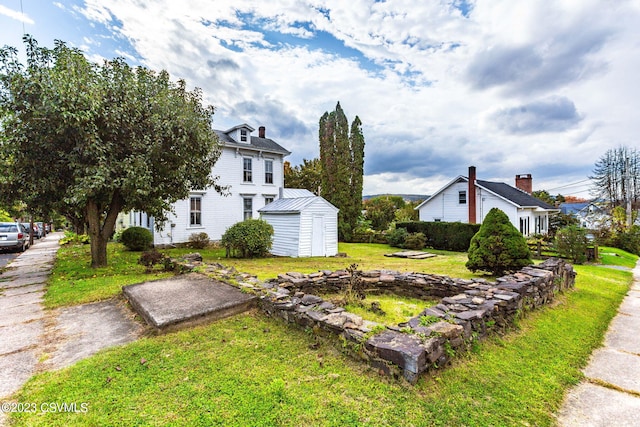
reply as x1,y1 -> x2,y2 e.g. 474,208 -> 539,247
240,129 -> 248,142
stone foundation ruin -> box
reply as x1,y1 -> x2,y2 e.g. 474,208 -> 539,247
246,258 -> 576,383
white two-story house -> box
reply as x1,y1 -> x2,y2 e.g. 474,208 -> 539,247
416,166 -> 559,236
123,124 -> 290,245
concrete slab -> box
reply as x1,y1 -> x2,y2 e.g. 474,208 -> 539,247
617,290 -> 640,314
557,382 -> 640,427
0,320 -> 44,355
0,272 -> 50,289
0,283 -> 45,297
44,299 -> 144,370
584,348 -> 640,393
0,349 -> 39,398
0,302 -> 44,328
123,273 -> 256,332
0,291 -> 43,312
604,314 -> 640,355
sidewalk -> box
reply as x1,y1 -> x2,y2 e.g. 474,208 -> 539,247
0,233 -> 143,427
558,260 -> 640,426
0,233 -> 61,399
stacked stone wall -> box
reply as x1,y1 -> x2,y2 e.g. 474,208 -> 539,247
251,258 -> 575,383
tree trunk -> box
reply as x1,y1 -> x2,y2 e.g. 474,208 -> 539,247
86,193 -> 124,268
89,232 -> 109,268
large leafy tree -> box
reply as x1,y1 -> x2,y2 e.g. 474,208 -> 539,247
0,37 -> 222,267
284,158 -> 321,195
319,102 -> 365,241
466,208 -> 532,275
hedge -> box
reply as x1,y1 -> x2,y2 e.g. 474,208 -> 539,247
395,221 -> 481,251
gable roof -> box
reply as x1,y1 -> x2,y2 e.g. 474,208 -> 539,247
560,202 -> 605,216
416,174 -> 558,212
214,128 -> 291,156
259,196 -> 338,214
415,176 -> 467,210
476,180 -> 557,210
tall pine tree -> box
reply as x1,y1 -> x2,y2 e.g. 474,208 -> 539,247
319,102 -> 365,241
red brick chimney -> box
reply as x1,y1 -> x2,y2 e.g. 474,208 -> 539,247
468,166 -> 477,224
259,126 -> 266,138
515,174 -> 532,194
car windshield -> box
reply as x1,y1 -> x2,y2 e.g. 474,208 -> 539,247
0,225 -> 18,232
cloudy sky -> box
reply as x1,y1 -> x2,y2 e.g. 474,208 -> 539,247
2,0 -> 638,197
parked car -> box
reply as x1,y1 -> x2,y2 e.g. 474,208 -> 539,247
0,222 -> 30,252
22,223 -> 42,239
36,222 -> 47,237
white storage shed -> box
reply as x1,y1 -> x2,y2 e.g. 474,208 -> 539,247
259,191 -> 339,257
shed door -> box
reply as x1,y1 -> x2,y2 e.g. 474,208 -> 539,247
311,215 -> 325,256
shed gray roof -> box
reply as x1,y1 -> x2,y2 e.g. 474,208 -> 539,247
214,129 -> 291,156
476,180 -> 556,210
282,188 -> 315,198
259,196 -> 338,214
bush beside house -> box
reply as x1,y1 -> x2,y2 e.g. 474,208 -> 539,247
396,221 -> 481,251
221,219 -> 273,258
120,227 -> 153,251
466,208 -> 532,275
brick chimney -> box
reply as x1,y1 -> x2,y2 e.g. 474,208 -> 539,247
515,174 -> 532,194
258,126 -> 266,138
468,166 -> 477,224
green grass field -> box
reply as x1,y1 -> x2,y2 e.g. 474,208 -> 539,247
45,242 -> 481,308
10,245 -> 636,426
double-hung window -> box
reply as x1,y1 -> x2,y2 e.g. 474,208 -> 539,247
240,129 -> 248,142
264,159 -> 273,184
243,158 -> 252,182
458,191 -> 466,204
243,197 -> 253,220
190,196 -> 202,226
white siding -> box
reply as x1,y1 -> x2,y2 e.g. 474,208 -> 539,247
262,213 -> 301,257
152,145 -> 285,245
476,189 -> 518,226
261,198 -> 338,258
298,199 -> 338,257
419,181 -> 469,222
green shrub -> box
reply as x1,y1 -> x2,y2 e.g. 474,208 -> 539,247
466,208 -> 532,275
555,225 -> 589,264
404,232 -> 426,250
610,225 -> 640,256
188,232 -> 210,249
386,227 -> 408,248
396,221 -> 481,251
221,219 -> 274,258
120,226 -> 153,251
59,231 -> 90,245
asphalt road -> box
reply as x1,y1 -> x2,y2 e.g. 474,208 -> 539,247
0,251 -> 18,269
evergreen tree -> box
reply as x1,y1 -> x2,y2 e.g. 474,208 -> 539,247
466,208 -> 532,275
319,102 -> 365,241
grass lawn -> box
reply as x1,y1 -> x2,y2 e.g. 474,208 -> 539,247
11,249 -> 637,426
322,293 -> 438,325
45,242 -> 481,308
168,242 -> 478,280
597,246 -> 639,268
44,243 -> 173,308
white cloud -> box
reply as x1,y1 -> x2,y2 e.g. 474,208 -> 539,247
70,0 -> 640,197
0,4 -> 34,24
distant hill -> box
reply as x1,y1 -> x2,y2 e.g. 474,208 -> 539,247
363,194 -> 430,202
